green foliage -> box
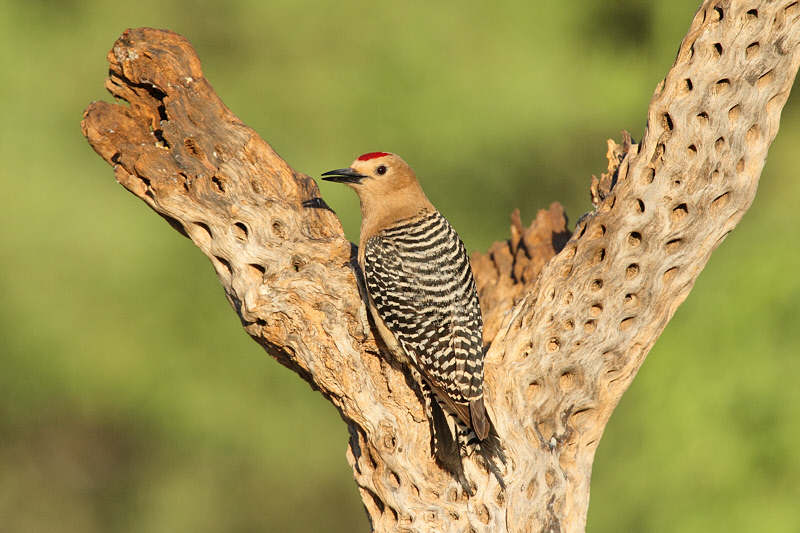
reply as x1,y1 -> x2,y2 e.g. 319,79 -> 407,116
1,0 -> 797,531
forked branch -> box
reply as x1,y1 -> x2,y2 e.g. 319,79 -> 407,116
82,2 -> 800,531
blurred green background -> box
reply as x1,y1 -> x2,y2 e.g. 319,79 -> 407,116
2,0 -> 798,531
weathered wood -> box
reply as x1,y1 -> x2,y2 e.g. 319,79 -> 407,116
82,1 -> 800,530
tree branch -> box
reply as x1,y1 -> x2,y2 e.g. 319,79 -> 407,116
82,1 -> 800,530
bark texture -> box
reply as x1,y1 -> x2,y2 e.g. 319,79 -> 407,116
82,1 -> 800,531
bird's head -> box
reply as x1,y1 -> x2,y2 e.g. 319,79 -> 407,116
322,152 -> 432,223
322,152 -> 415,189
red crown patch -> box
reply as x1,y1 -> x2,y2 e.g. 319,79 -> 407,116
357,152 -> 391,161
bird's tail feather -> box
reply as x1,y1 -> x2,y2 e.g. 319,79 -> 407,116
457,412 -> 506,490
424,385 -> 472,493
419,378 -> 505,493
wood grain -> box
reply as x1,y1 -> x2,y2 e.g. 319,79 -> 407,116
82,2 -> 800,530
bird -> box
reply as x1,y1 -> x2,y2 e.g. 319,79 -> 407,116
322,152 -> 505,492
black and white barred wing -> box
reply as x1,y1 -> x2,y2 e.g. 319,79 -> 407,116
363,211 -> 486,406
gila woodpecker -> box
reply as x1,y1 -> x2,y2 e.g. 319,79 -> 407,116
322,152 -> 505,492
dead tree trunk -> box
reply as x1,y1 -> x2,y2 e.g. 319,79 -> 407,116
81,1 -> 800,531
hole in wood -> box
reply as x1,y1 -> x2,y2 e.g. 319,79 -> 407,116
248,263 -> 265,276
746,8 -> 758,19
665,238 -> 683,255
194,221 -> 213,240
663,266 -> 678,283
591,248 -> 606,265
711,191 -> 731,212
737,158 -> 745,173
476,504 -> 491,525
527,381 -> 541,401
526,478 -> 538,499
713,42 -> 723,58
272,219 -> 288,239
211,176 -> 226,194
714,79 -> 731,94
184,138 -> 204,158
758,70 -> 774,90
583,320 -> 597,334
712,6 -> 723,21
746,124 -> 760,146
619,317 -> 635,331
635,198 -> 645,213
363,487 -> 385,515
590,279 -> 604,291
590,224 -> 606,240
559,371 -> 575,391
746,42 -> 760,60
234,222 -> 249,241
643,167 -> 655,185
151,126 -> 169,148
626,264 -> 639,279
662,113 -> 674,131
382,430 -> 397,452
590,304 -> 603,317
165,217 -> 189,239
696,111 -> 709,126
624,293 -> 639,308
683,78 -> 693,92
729,104 -> 741,123
627,232 -> 642,247
672,203 -> 688,224
291,256 -> 306,272
715,137 -> 725,152
214,255 -> 232,276
570,406 -> 595,430
365,449 -> 377,470
687,144 -> 697,157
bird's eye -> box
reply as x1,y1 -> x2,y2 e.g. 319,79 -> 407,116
376,164 -> 388,175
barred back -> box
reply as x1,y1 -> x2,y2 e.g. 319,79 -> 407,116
362,210 -> 485,405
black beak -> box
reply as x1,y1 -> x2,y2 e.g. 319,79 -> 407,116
321,168 -> 369,184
